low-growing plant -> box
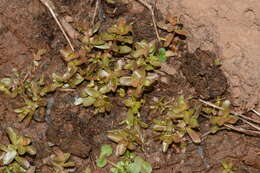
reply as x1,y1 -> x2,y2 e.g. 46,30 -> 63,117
152,96 -> 201,152
0,127 -> 36,173
110,151 -> 152,173
202,99 -> 238,133
43,149 -> 75,173
96,145 -> 152,173
221,160 -> 235,173
107,129 -> 143,156
96,144 -> 113,168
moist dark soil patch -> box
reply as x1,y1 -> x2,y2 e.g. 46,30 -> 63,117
181,49 -> 228,100
0,0 -> 259,173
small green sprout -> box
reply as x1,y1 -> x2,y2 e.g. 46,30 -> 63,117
96,146 -> 152,173
14,99 -> 39,122
0,78 -> 19,98
123,97 -> 144,126
96,144 -> 113,168
107,129 -> 142,156
74,87 -> 112,114
107,18 -> 132,36
119,69 -> 158,97
221,160 -> 235,173
0,128 -> 36,172
110,151 -> 152,173
203,100 -> 238,133
152,96 -> 201,152
44,150 -> 75,173
158,48 -> 167,62
150,97 -> 173,114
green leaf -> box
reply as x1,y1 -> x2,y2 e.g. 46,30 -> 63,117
158,48 -> 167,62
118,46 -> 132,54
96,144 -> 113,168
100,144 -> 113,157
2,150 -> 17,165
96,158 -> 107,168
81,88 -> 101,98
129,156 -> 152,173
82,97 -> 96,107
94,43 -> 111,50
141,159 -> 153,173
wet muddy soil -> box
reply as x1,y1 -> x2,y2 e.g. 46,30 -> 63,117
0,0 -> 259,172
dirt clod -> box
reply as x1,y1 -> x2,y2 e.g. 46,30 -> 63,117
181,49 -> 228,99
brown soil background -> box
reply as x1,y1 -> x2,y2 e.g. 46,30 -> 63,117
157,0 -> 260,110
0,0 -> 259,172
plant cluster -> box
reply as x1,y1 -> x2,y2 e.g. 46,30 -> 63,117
151,96 -> 201,152
43,150 -> 75,173
0,128 -> 36,173
97,145 -> 152,173
221,160 -> 235,173
202,99 -> 238,133
0,16 -> 244,172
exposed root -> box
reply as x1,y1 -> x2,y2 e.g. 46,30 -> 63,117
136,0 -> 160,42
40,0 -> 75,51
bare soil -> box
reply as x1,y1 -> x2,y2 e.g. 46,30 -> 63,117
0,0 -> 259,172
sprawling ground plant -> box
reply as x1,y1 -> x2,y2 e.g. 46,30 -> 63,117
0,15 -> 247,172
0,128 -> 36,173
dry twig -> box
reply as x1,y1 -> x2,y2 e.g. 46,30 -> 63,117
92,0 -> 100,25
40,0 -> 75,51
199,99 -> 260,133
199,99 -> 260,125
252,109 -> 260,117
136,0 -> 160,42
224,124 -> 260,137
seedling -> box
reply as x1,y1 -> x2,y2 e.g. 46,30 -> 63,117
43,150 -> 75,173
74,86 -> 112,114
110,151 -> 152,173
152,96 -> 201,152
0,128 -> 36,172
221,161 -> 235,173
96,145 -> 152,173
96,144 -> 113,168
107,129 -> 143,156
202,100 -> 238,133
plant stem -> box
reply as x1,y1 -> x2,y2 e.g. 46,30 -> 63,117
136,0 -> 160,42
92,0 -> 100,25
40,0 -> 75,51
199,99 -> 260,125
224,124 -> 260,137
252,109 -> 260,117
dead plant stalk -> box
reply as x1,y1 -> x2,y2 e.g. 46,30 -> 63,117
198,99 -> 260,131
136,0 -> 160,42
40,0 -> 75,51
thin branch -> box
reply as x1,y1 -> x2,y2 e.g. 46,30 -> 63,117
242,119 -> 260,131
199,99 -> 260,125
92,0 -> 100,25
252,109 -> 260,117
136,0 -> 160,42
40,0 -> 75,51
224,124 -> 260,137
